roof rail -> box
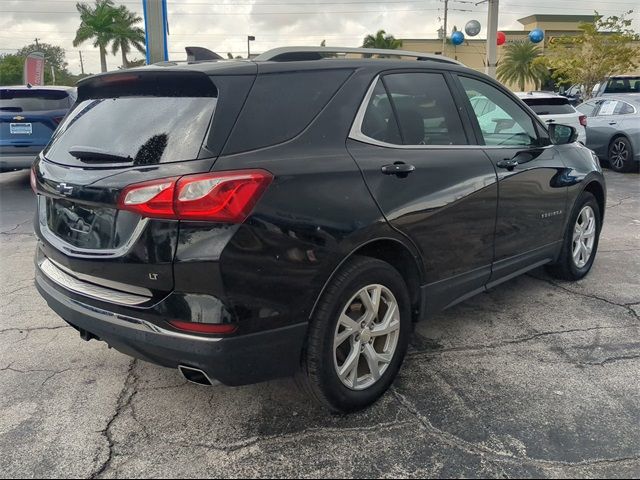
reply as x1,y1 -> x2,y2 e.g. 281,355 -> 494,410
253,46 -> 463,65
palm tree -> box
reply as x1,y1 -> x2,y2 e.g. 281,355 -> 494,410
362,30 -> 402,50
497,41 -> 549,91
111,6 -> 146,68
73,0 -> 118,73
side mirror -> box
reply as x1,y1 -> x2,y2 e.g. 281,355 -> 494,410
549,123 -> 578,145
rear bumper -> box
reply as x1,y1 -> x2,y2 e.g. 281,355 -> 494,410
35,269 -> 308,386
0,153 -> 37,172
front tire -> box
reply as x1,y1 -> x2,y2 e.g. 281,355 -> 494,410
608,136 -> 635,173
298,256 -> 411,413
546,191 -> 601,281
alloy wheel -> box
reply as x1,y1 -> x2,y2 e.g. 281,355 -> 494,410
333,284 -> 400,391
572,205 -> 596,268
610,140 -> 629,170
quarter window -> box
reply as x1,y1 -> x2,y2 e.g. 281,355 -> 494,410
459,76 -> 539,147
360,73 -> 467,146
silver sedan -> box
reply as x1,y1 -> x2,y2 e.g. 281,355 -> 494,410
577,94 -> 640,173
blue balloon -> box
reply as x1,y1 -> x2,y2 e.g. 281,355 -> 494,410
529,29 -> 544,43
451,31 -> 465,46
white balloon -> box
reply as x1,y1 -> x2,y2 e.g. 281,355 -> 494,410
465,20 -> 481,37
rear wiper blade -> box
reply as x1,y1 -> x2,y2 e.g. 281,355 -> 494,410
68,146 -> 133,163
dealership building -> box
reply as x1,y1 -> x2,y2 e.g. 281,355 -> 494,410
400,14 -> 640,91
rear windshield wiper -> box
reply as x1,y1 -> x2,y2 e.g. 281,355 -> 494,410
68,146 -> 133,163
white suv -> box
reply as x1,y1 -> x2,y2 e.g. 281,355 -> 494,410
516,92 -> 587,144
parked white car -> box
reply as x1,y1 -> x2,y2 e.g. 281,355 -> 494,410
516,92 -> 587,144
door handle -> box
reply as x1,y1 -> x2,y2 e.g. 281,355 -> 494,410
609,122 -> 617,125
496,158 -> 519,171
381,162 -> 415,177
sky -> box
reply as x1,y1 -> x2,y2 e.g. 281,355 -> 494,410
0,0 -> 638,75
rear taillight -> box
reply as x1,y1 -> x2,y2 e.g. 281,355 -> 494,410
579,115 -> 587,127
169,320 -> 237,335
118,170 -> 273,223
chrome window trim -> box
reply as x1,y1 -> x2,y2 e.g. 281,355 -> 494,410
39,258 -> 151,306
38,195 -> 150,259
348,74 -> 546,150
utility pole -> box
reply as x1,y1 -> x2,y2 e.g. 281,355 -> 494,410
79,51 -> 85,75
34,37 -> 40,49
247,35 -> 255,59
441,0 -> 448,56
143,0 -> 169,64
486,0 -> 499,79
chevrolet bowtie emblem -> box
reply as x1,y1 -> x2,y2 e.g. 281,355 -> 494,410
56,183 -> 74,196
13,115 -> 25,121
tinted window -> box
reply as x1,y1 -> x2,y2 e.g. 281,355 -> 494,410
576,102 -> 598,117
460,76 -> 538,147
604,77 -> 640,94
361,80 -> 402,144
596,99 -> 636,116
44,97 -> 217,166
521,97 -> 575,115
0,89 -> 71,111
225,69 -> 352,154
381,73 -> 466,145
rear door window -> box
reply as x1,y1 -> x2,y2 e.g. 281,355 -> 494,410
0,89 -> 71,112
44,96 -> 217,166
521,97 -> 575,115
380,72 -> 467,145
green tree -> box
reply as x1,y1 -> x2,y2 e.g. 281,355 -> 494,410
110,5 -> 146,68
0,54 -> 24,85
548,11 -> 639,99
362,30 -> 402,50
73,0 -> 118,73
16,42 -> 73,85
497,41 -> 549,91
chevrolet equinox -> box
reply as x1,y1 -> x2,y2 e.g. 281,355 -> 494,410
33,47 -> 606,413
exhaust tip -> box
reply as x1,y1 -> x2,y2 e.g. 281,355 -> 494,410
178,365 -> 219,387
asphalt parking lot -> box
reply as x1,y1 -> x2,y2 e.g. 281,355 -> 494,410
0,168 -> 638,478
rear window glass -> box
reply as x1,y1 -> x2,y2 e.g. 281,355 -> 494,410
44,97 -> 217,166
224,69 -> 352,154
0,89 -> 70,111
604,77 -> 640,94
521,97 -> 575,115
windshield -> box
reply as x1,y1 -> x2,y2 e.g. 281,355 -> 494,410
44,96 -> 217,166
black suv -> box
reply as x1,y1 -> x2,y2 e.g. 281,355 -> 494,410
33,47 -> 606,413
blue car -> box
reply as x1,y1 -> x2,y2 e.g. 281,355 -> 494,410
0,86 -> 76,172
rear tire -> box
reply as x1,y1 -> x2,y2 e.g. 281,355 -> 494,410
297,256 -> 411,413
608,136 -> 636,173
546,191 -> 601,281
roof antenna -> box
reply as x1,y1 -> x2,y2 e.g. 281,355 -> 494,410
185,47 -> 223,62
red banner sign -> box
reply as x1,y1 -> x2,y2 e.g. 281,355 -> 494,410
23,52 -> 45,86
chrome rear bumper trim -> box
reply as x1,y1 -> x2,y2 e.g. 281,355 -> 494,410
39,258 -> 151,306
